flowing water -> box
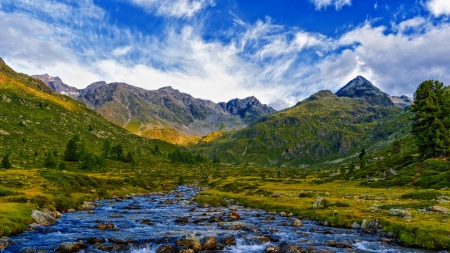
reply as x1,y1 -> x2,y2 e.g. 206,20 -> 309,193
3,186 -> 433,252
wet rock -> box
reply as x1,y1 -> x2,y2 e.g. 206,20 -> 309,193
95,222 -> 115,230
220,235 -> 236,246
360,219 -> 368,229
108,238 -> 128,245
312,198 -> 327,209
427,206 -> 448,213
252,236 -> 270,243
156,245 -> 177,253
125,201 -> 141,210
67,209 -> 76,213
279,212 -> 287,217
174,216 -> 189,223
351,221 -> 361,229
201,236 -> 217,250
176,233 -> 202,251
31,210 -> 56,226
19,248 -> 36,253
229,205 -> 238,211
366,219 -> 381,233
228,212 -> 240,220
178,247 -> 194,253
217,221 -> 244,230
293,219 -> 303,227
267,215 -> 276,220
87,210 -> 95,214
326,240 -> 353,248
0,237 -> 13,249
278,241 -> 299,253
270,235 -> 281,242
388,209 -> 411,217
97,244 -> 115,252
55,242 -> 81,253
193,218 -> 208,223
109,214 -> 123,218
140,218 -> 154,225
86,237 -> 106,245
81,201 -> 95,210
265,245 -> 280,253
52,211 -> 63,219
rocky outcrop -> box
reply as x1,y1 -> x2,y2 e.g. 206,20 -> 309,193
32,74 -> 80,97
31,210 -> 57,226
389,95 -> 412,109
335,76 -> 394,107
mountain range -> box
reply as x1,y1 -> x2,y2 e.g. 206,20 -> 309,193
33,75 -> 275,144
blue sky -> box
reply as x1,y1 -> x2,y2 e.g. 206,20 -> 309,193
1,0 -> 450,109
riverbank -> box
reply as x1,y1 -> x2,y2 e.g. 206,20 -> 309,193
195,176 -> 450,250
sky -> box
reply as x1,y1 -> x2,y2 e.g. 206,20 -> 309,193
1,0 -> 450,110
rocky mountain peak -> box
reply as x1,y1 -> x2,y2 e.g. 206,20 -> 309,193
32,74 -> 80,97
335,76 -> 394,107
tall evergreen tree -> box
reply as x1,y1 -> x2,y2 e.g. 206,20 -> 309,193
102,138 -> 111,158
410,80 -> 450,158
1,153 -> 12,169
44,152 -> 57,168
64,139 -> 79,161
112,144 -> 124,161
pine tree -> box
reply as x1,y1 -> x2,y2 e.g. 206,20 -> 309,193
112,144 -> 124,161
102,139 -> 111,158
410,80 -> 450,158
392,140 -> 401,154
43,152 -> 57,168
1,153 -> 12,169
64,139 -> 79,161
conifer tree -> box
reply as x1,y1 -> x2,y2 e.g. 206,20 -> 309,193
1,153 -> 12,169
410,80 -> 450,158
64,139 -> 79,161
44,152 -> 57,168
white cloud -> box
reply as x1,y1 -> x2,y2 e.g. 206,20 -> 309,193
128,0 -> 215,18
309,0 -> 352,11
426,0 -> 450,16
112,46 -> 132,57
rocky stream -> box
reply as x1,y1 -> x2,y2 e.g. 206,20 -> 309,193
0,186 -> 435,252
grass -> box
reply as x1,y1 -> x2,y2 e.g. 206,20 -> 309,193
198,175 -> 450,250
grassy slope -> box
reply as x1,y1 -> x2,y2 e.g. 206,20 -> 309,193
194,93 -> 411,168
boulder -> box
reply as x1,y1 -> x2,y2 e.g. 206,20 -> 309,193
95,222 -> 115,230
31,210 -> 56,226
265,245 -> 280,253
220,235 -> 236,246
228,212 -> 240,220
156,245 -> 177,253
383,168 -> 397,176
0,237 -> 12,250
55,242 -> 81,253
201,236 -> 217,250
217,221 -> 245,230
67,209 -> 76,213
427,206 -> 448,213
312,198 -> 327,209
52,211 -> 63,218
174,216 -> 189,223
278,241 -> 299,253
279,212 -> 287,217
293,219 -> 303,227
388,209 -> 411,217
175,233 -> 202,251
81,201 -> 95,210
351,221 -> 361,229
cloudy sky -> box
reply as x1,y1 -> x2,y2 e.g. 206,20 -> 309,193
1,0 -> 450,109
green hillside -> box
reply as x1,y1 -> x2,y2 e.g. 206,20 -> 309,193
194,90 -> 411,168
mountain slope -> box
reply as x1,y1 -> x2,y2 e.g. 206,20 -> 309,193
33,75 -> 276,144
194,89 -> 411,167
0,58 -> 176,167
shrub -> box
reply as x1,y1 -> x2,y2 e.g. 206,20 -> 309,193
401,191 -> 442,200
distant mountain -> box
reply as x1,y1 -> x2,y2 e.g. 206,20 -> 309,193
34,75 -> 275,144
32,74 -> 79,97
335,76 -> 394,107
193,78 -> 412,167
389,95 -> 413,109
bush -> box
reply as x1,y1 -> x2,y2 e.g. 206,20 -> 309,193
401,191 -> 442,200
299,191 -> 315,198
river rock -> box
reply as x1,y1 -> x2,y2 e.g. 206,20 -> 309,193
55,242 -> 82,253
178,247 -> 194,253
326,240 -> 353,248
0,237 -> 12,250
293,219 -> 303,227
217,221 -> 245,230
265,245 -> 280,252
140,218 -> 154,225
108,238 -> 128,245
220,235 -> 236,246
279,212 -> 287,217
201,236 -> 217,250
175,233 -> 202,251
67,209 -> 76,213
86,237 -> 106,245
31,210 -> 57,226
125,201 -> 141,209
228,212 -> 240,220
312,198 -> 327,209
174,216 -> 189,223
81,201 -> 95,210
351,221 -> 361,229
427,206 -> 448,213
270,235 -> 281,242
278,241 -> 299,253
156,245 -> 177,253
388,209 -> 411,217
109,214 -> 123,218
95,222 -> 115,230
252,236 -> 270,243
229,205 -> 238,211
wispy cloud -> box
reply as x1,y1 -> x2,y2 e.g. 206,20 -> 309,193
127,0 -> 215,18
426,0 -> 450,16
309,0 -> 352,11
